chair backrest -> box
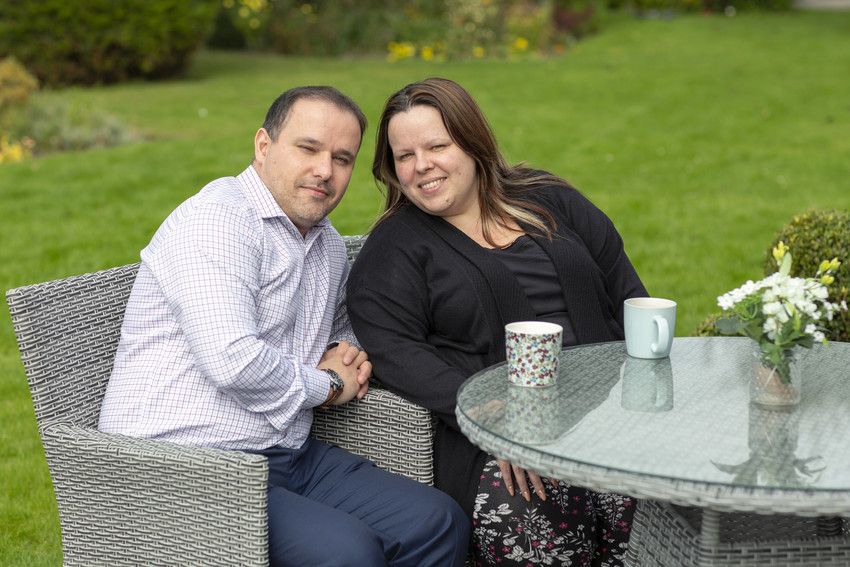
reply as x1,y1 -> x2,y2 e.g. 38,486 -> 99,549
6,235 -> 368,431
7,264 -> 139,429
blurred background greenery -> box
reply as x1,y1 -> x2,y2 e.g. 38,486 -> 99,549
2,1 -> 849,565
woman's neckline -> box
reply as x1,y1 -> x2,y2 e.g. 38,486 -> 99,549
486,234 -> 529,252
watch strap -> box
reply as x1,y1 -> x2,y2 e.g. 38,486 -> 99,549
319,368 -> 344,409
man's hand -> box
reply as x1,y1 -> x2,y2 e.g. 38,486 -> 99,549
318,341 -> 371,404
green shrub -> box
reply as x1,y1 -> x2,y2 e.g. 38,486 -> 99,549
0,57 -> 38,163
628,0 -> 792,13
264,0 -> 446,57
17,99 -> 141,154
552,1 -> 600,41
695,311 -> 724,337
696,209 -> 850,340
214,1 -> 570,61
208,0 -> 272,50
0,1 -> 218,86
701,0 -> 793,11
765,209 -> 850,342
207,4 -> 248,50
0,57 -> 39,130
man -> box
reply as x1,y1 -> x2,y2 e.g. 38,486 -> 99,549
99,86 -> 470,567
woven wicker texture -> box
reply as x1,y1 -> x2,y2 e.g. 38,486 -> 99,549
311,389 -> 435,484
6,234 -> 438,565
7,263 -> 271,566
8,263 -> 139,428
44,424 -> 269,567
629,500 -> 850,567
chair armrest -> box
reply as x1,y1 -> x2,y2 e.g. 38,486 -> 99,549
311,388 -> 435,485
40,423 -> 269,567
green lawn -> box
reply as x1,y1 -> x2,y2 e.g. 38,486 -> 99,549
2,11 -> 850,565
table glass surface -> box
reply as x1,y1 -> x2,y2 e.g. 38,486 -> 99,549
456,337 -> 850,494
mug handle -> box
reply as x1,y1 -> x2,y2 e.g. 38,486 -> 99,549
651,316 -> 669,355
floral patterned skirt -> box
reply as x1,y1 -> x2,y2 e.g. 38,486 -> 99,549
472,459 -> 634,566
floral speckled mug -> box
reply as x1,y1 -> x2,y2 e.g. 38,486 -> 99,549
505,321 -> 563,387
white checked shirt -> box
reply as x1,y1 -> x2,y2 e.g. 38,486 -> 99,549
98,166 -> 358,450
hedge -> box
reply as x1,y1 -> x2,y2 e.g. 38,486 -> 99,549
0,0 -> 218,86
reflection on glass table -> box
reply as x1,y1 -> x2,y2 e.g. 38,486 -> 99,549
712,403 -> 825,488
620,357 -> 673,413
456,337 -> 850,566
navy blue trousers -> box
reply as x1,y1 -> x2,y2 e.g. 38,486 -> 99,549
258,438 -> 470,567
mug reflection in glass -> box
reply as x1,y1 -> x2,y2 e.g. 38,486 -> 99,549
504,385 -> 561,444
620,357 -> 674,412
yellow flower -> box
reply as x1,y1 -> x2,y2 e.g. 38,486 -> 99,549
472,46 -> 485,58
513,37 -> 529,52
0,136 -> 28,164
772,241 -> 788,263
243,0 -> 267,11
421,46 -> 434,61
818,257 -> 841,275
821,274 -> 835,286
386,42 -> 416,62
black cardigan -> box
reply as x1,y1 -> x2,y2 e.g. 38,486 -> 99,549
347,182 -> 648,518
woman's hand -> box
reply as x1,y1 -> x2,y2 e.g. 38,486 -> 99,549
498,459 -> 547,502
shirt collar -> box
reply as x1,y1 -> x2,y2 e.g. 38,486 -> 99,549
237,165 -> 332,233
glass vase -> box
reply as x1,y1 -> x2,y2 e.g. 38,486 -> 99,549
750,344 -> 801,408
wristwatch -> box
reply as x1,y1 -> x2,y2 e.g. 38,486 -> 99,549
319,368 -> 344,409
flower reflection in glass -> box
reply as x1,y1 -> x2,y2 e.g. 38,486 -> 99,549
713,405 -> 824,488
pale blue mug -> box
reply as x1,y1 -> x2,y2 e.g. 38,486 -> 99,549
623,297 -> 677,359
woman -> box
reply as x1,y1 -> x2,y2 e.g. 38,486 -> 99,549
347,77 -> 648,566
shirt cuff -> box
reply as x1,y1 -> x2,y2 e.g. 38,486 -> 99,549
304,366 -> 332,408
329,331 -> 362,350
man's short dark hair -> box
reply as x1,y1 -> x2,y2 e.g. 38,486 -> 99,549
262,86 -> 367,141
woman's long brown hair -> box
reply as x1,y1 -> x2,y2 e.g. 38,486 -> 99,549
372,77 -> 564,245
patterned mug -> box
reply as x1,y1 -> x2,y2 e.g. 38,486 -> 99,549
505,321 -> 563,387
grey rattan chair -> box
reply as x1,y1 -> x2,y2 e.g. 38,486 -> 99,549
6,235 -> 435,567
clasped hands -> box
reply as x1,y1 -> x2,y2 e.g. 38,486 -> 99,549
318,340 -> 372,406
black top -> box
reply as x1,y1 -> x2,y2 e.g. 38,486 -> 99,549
488,235 -> 577,346
347,180 -> 649,518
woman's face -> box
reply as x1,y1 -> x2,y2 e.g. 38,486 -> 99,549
387,105 -> 479,224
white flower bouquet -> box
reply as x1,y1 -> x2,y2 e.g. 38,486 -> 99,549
716,241 -> 847,385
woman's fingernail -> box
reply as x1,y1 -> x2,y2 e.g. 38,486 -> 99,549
537,489 -> 546,501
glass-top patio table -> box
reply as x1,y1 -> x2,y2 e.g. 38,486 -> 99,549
455,337 -> 850,566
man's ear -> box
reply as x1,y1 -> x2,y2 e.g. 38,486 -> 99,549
254,128 -> 271,166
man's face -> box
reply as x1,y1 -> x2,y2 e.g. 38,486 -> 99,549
254,98 -> 362,235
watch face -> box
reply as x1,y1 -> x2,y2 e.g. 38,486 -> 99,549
326,369 -> 344,391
